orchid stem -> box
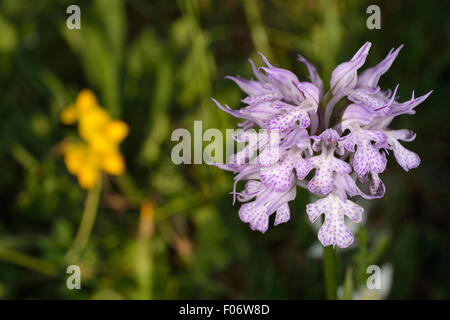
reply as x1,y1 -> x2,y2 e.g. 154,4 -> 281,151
323,246 -> 338,300
66,177 -> 102,263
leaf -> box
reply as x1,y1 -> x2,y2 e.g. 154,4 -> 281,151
93,0 -> 125,64
139,58 -> 173,164
354,226 -> 369,287
341,266 -> 353,300
0,13 -> 17,53
61,7 -> 122,117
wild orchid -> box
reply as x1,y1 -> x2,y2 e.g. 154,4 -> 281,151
211,42 -> 432,248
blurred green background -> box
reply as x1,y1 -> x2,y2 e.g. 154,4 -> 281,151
0,0 -> 449,299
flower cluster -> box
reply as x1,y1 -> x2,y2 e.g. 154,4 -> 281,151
61,89 -> 129,189
211,42 -> 432,248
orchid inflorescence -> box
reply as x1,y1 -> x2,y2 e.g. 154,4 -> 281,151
211,42 -> 432,248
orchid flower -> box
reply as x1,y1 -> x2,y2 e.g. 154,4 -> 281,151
211,43 -> 432,248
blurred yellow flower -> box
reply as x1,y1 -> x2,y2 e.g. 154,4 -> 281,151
61,89 -> 129,189
60,89 -> 98,125
101,151 -> 125,175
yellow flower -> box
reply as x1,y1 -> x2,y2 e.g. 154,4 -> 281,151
79,110 -> 129,155
60,89 -> 98,125
60,104 -> 78,125
75,89 -> 98,111
101,150 -> 125,175
62,142 -> 102,189
78,106 -> 112,152
63,142 -> 86,175
77,161 -> 100,190
104,120 -> 129,143
60,89 -> 128,189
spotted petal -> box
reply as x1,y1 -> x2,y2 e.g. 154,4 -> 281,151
307,154 -> 351,196
385,130 -> 420,171
265,108 -> 310,133
239,202 -> 269,233
340,130 -> 387,177
274,203 -> 291,226
260,151 -> 297,192
238,186 -> 296,233
306,194 -> 363,248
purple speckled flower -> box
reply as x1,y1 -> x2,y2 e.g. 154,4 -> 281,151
211,43 -> 432,248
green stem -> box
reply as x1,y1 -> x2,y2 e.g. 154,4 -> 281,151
136,238 -> 153,300
243,0 -> 273,60
0,247 -> 58,276
323,246 -> 338,300
66,177 -> 102,262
